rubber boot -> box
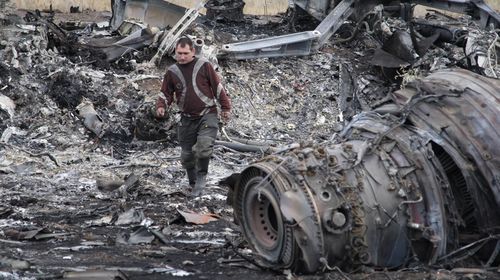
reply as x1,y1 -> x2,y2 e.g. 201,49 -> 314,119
191,173 -> 207,197
186,168 -> 196,191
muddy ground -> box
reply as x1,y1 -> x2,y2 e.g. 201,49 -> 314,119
1,2 -> 500,280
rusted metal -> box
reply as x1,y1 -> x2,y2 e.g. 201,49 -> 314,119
223,69 -> 500,273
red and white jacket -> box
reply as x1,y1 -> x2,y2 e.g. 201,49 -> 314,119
156,57 -> 231,117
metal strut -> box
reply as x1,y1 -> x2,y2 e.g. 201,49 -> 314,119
314,0 -> 355,48
150,0 -> 206,65
220,30 -> 321,60
220,0 -> 355,60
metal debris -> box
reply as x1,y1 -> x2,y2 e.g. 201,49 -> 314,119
206,0 -> 245,22
223,69 -> 500,273
96,176 -> 125,192
76,98 -> 107,138
0,257 -> 30,270
110,0 -> 186,31
149,0 -> 206,65
220,0 -> 500,59
0,0 -> 499,279
177,209 -> 219,224
117,226 -> 155,245
63,270 -> 128,280
4,227 -> 69,241
0,93 -> 15,119
115,208 -> 145,226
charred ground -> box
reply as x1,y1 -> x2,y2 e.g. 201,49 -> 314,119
1,1 -> 499,280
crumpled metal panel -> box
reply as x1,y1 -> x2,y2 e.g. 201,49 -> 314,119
224,69 -> 499,273
110,0 -> 186,30
392,68 -> 500,228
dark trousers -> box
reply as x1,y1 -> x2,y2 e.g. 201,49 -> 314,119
178,113 -> 218,185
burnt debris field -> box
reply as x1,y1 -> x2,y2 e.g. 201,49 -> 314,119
1,0 -> 500,279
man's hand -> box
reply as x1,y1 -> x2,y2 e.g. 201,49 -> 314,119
156,107 -> 165,118
221,110 -> 231,124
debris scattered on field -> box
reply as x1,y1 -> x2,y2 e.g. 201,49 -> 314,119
0,0 -> 499,279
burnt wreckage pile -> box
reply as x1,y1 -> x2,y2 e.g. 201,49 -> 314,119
0,0 -> 499,278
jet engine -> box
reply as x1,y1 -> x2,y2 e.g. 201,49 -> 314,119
224,69 -> 500,273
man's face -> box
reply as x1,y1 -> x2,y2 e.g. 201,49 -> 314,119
175,44 -> 195,64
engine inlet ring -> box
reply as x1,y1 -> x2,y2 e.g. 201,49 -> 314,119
236,165 -> 297,268
244,177 -> 281,250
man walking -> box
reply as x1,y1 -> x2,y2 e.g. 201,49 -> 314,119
156,37 -> 231,197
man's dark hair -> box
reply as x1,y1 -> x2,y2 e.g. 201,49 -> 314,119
176,37 -> 194,49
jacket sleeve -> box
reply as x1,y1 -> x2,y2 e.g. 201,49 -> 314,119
205,63 -> 231,112
156,71 -> 175,111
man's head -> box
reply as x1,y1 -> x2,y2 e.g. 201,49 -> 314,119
175,37 -> 195,64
